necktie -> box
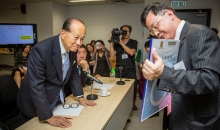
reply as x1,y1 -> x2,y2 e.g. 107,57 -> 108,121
60,52 -> 69,103
78,66 -> 81,75
62,52 -> 70,80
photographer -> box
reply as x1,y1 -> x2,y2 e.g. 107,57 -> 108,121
109,25 -> 138,111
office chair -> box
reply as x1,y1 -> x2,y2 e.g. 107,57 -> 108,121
0,74 -> 21,130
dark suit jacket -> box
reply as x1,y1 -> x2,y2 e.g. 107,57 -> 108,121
17,35 -> 83,121
158,22 -> 220,129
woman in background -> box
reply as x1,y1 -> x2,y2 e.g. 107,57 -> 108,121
86,43 -> 95,74
90,40 -> 96,48
11,45 -> 31,88
92,40 -> 111,78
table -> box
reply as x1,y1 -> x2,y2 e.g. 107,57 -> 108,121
16,77 -> 134,130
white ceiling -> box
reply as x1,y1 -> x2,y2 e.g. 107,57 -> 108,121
0,0 -> 144,11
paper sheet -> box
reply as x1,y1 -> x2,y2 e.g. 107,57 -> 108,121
53,105 -> 84,116
91,83 -> 114,90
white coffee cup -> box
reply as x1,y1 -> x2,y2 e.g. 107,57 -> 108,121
99,87 -> 108,96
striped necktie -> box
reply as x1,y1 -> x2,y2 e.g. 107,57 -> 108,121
60,52 -> 69,103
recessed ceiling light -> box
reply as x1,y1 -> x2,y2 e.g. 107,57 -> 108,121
69,0 -> 106,2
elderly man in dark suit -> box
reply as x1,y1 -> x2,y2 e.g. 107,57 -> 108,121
141,2 -> 220,130
17,18 -> 96,128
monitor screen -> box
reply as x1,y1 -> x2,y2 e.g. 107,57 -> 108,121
0,24 -> 37,46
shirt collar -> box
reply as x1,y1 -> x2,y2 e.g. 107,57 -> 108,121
174,20 -> 185,40
59,35 -> 67,55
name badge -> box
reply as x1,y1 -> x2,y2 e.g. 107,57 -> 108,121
122,54 -> 128,59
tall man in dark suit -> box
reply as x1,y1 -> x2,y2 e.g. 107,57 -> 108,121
140,2 -> 220,130
17,18 -> 96,128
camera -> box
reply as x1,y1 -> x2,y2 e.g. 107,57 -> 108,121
96,42 -> 100,49
109,28 -> 127,44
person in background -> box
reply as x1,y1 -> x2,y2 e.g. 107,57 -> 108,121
144,40 -> 150,54
86,43 -> 95,74
141,1 -> 220,129
11,44 -> 31,88
77,44 -> 91,86
135,48 -> 141,86
138,40 -> 150,99
92,40 -> 111,78
109,25 -> 138,111
90,40 -> 96,48
17,18 -> 96,128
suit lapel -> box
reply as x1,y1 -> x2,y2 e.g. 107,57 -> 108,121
52,35 -> 63,84
179,21 -> 191,43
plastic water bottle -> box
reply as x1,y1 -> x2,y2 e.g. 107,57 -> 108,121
110,68 -> 115,83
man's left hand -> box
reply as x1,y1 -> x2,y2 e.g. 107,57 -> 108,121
142,48 -> 164,80
78,98 -> 97,107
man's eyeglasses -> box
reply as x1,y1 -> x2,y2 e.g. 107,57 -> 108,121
63,103 -> 79,109
150,11 -> 167,36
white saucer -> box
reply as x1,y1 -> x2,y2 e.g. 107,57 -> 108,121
98,92 -> 111,97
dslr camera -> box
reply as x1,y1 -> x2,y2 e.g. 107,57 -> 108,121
109,28 -> 127,44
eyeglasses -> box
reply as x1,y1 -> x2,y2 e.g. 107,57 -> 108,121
149,11 -> 167,36
63,103 -> 79,109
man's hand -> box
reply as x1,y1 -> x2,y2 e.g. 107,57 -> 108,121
46,116 -> 72,128
142,48 -> 164,80
78,60 -> 89,72
118,36 -> 123,46
78,98 -> 97,107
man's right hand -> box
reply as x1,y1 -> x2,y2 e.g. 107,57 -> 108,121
79,60 -> 89,72
46,116 -> 72,128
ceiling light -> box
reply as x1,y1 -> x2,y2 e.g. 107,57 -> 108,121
69,0 -> 106,2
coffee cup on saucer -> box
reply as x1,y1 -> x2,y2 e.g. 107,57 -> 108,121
98,87 -> 111,96
99,87 -> 108,96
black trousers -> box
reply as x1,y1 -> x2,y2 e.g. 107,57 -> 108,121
163,107 -> 171,130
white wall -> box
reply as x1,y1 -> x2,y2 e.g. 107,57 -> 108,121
67,4 -> 144,50
52,3 -> 68,36
0,10 -> 26,66
26,2 -> 53,41
0,9 -> 26,23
